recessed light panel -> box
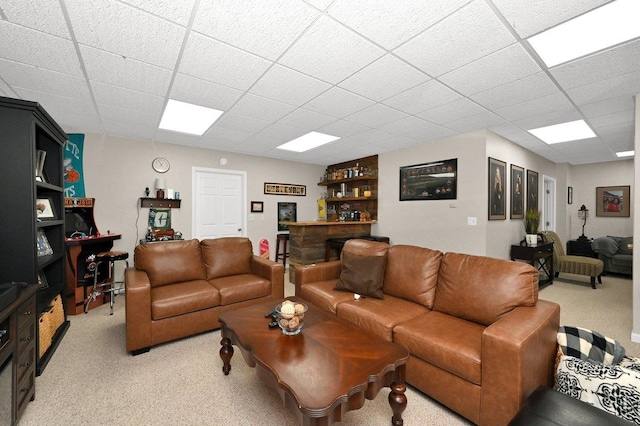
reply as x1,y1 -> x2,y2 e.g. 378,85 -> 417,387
159,99 -> 223,135
277,131 -> 341,152
528,0 -> 640,67
616,150 -> 634,157
528,120 -> 596,144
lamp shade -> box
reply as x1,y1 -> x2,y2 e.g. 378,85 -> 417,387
155,178 -> 166,190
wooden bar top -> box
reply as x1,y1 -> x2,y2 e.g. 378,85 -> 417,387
284,220 -> 377,226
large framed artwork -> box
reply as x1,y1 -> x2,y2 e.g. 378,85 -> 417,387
399,158 -> 457,201
488,157 -> 506,220
277,202 -> 297,231
526,169 -> 539,212
510,164 -> 524,219
596,185 -> 630,217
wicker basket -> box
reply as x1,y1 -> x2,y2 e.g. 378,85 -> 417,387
38,312 -> 53,356
49,294 -> 65,333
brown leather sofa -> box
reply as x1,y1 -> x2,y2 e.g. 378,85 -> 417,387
126,237 -> 284,355
295,239 -> 560,426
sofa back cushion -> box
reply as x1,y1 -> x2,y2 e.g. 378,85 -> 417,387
383,245 -> 443,308
334,239 -> 389,299
433,252 -> 538,326
201,237 -> 253,279
134,239 -> 205,287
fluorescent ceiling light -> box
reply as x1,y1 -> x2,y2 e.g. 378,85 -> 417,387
528,120 -> 596,144
527,0 -> 640,67
159,99 -> 223,135
616,150 -> 634,157
277,131 -> 340,152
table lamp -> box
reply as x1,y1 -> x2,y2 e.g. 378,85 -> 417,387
577,204 -> 589,241
155,178 -> 166,199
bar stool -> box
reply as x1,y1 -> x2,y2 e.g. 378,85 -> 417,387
275,234 -> 289,266
85,251 -> 129,315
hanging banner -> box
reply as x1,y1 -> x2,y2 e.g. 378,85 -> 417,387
64,133 -> 86,197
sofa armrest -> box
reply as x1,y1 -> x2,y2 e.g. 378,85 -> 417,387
480,299 -> 560,426
294,261 -> 341,296
125,267 -> 153,353
250,255 -> 284,299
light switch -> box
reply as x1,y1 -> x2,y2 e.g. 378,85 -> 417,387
467,217 -> 477,226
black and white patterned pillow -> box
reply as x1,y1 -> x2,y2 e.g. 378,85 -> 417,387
557,325 -> 626,365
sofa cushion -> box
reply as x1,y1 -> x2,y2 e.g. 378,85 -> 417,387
618,237 -> 633,255
334,251 -> 387,299
592,236 -> 619,257
208,274 -> 271,305
151,279 -> 219,320
433,252 -> 538,326
201,237 -> 253,279
135,239 -> 205,287
612,254 -> 633,267
300,279 -> 351,314
383,245 -> 442,308
394,310 -> 484,385
336,295 -> 428,342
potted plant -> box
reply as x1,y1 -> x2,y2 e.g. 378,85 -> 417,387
524,209 -> 540,246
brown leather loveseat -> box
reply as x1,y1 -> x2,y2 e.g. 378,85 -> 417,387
295,239 -> 560,426
126,237 -> 284,354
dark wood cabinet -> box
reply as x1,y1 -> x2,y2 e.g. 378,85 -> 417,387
0,96 -> 70,375
510,242 -> 554,287
566,239 -> 597,258
0,285 -> 37,425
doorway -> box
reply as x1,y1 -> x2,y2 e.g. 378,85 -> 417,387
543,175 -> 556,231
192,167 -> 247,239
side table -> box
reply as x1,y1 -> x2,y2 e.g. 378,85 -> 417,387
510,242 -> 554,287
566,239 -> 597,258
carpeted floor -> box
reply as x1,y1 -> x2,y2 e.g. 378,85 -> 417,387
18,271 -> 635,425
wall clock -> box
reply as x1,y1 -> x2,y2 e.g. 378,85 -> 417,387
152,157 -> 170,173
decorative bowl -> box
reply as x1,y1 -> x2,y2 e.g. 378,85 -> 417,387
274,301 -> 308,335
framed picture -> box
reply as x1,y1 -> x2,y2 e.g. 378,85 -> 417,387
510,164 -> 524,219
250,201 -> 264,213
37,270 -> 49,289
568,186 -> 573,205
36,197 -> 56,219
264,182 -> 306,196
36,229 -> 53,257
399,158 -> 457,201
526,169 -> 539,213
277,202 -> 297,231
596,185 -> 630,217
488,157 -> 506,220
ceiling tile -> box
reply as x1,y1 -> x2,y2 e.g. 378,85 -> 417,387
394,1 -> 514,77
2,0 -> 70,38
277,108 -> 337,130
382,79 -> 461,114
470,72 -> 559,110
15,88 -> 96,123
170,73 -> 244,111
228,93 -> 296,122
202,126 -> 252,144
329,0 -> 471,50
579,96 -> 635,119
589,110 -> 635,129
402,125 -> 457,143
91,81 -> 164,115
304,0 -> 333,11
193,0 -> 318,61
120,0 -> 196,26
417,98 -> 488,125
97,103 -> 158,128
80,46 -> 172,96
249,65 -> 331,106
344,104 -> 408,127
338,54 -> 428,102
179,32 -> 272,91
316,120 -> 371,138
66,0 -> 185,69
214,112 -> 271,134
258,123 -> 307,142
565,70 -> 640,106
440,43 -> 541,95
278,15 -> 384,84
494,92 -> 574,121
442,111 -> 505,134
512,108 -> 581,131
379,116 -> 436,136
491,0 -> 610,38
303,87 -> 374,118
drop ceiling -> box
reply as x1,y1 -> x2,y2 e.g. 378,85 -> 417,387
0,0 -> 637,166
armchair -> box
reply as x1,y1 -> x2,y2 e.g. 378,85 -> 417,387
541,231 -> 604,289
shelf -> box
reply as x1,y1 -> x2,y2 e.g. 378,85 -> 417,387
324,197 -> 377,202
318,176 -> 376,186
140,198 -> 181,208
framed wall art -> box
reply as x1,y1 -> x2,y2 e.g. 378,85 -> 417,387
488,157 -> 506,220
277,202 -> 297,231
264,182 -> 306,196
250,201 -> 264,213
568,186 -> 573,205
36,229 -> 53,257
596,185 -> 630,217
510,164 -> 524,219
399,158 -> 457,201
526,169 -> 539,212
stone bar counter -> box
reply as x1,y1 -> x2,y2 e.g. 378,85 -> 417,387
284,220 -> 376,283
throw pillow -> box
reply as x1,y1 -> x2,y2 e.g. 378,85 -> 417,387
334,251 -> 387,299
557,325 -> 625,365
619,237 -> 633,255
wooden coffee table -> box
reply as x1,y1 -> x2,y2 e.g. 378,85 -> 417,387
219,298 -> 409,425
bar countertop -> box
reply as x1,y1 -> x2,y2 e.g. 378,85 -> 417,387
283,220 -> 377,226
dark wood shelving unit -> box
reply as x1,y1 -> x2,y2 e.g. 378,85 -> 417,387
139,197 -> 181,208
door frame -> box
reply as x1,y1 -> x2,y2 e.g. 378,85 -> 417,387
542,175 -> 556,231
191,166 -> 247,239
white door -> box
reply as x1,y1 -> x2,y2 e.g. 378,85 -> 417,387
543,175 -> 556,231
192,167 -> 247,239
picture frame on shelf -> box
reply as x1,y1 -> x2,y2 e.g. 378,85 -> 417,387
510,164 -> 524,219
35,149 -> 47,182
36,197 -> 56,220
250,201 -> 264,213
277,202 -> 297,231
488,157 -> 506,220
596,185 -> 630,217
37,270 -> 49,289
36,229 -> 53,257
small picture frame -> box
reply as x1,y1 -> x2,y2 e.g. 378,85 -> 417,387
488,157 -> 506,220
36,197 -> 56,219
36,229 -> 53,257
510,164 -> 524,219
526,169 -> 539,212
37,270 -> 49,289
250,201 -> 264,213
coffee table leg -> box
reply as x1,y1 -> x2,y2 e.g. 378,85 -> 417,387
220,337 -> 234,375
389,381 -> 407,426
